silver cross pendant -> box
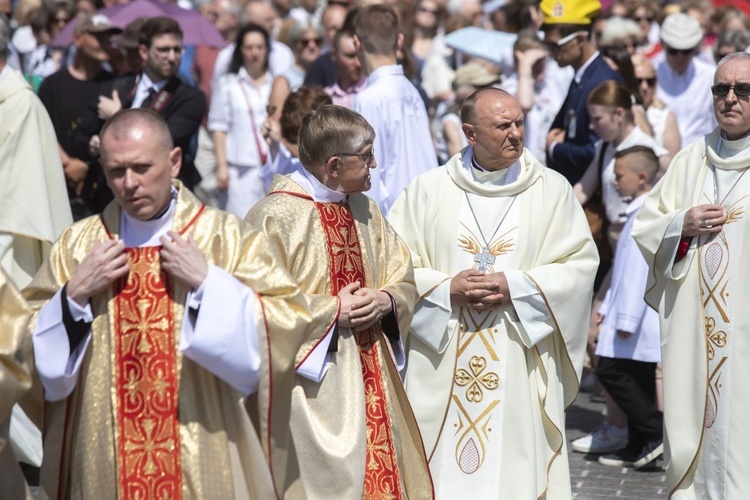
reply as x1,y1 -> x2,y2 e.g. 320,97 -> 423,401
473,247 -> 495,273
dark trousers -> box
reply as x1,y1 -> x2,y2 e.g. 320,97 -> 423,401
596,356 -> 663,449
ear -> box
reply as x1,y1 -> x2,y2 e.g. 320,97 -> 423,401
324,155 -> 339,179
169,147 -> 182,178
138,44 -> 148,62
352,34 -> 361,51
396,32 -> 404,52
462,123 -> 477,145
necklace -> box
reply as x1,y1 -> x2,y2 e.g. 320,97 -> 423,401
710,136 -> 750,205
710,165 -> 748,205
464,191 -> 517,273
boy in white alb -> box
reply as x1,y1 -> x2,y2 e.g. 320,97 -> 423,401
595,145 -> 663,470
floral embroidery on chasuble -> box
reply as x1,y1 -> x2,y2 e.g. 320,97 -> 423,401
695,171 -> 748,496
431,193 -> 519,483
113,247 -> 182,500
314,201 -> 403,499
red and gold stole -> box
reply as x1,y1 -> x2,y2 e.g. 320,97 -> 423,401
315,202 -> 403,499
113,247 -> 182,499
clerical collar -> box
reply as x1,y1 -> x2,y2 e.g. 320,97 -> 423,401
291,168 -> 348,204
119,186 -> 177,248
461,147 -> 520,186
707,128 -> 750,170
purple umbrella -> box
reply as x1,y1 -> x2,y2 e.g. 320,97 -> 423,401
52,0 -> 225,48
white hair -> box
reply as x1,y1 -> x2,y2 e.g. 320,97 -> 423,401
600,16 -> 641,47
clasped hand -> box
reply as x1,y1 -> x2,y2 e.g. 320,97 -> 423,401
450,269 -> 508,311
337,282 -> 392,331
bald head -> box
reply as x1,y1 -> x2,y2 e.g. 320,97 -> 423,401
100,109 -> 173,161
461,87 -> 518,125
461,88 -> 524,170
244,0 -> 277,36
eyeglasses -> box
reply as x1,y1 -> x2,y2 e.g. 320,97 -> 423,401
711,83 -> 750,97
636,77 -> 657,87
336,148 -> 375,166
634,16 -> 653,23
153,45 -> 183,56
543,31 -> 586,54
298,38 -> 322,47
665,46 -> 696,56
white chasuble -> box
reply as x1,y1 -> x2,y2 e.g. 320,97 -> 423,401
430,192 -> 520,496
695,166 -> 749,500
390,147 -> 598,500
632,129 -> 750,499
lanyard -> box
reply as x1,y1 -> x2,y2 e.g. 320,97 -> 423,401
238,79 -> 268,165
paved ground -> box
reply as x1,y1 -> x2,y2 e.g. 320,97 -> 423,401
28,390 -> 668,499
567,391 -> 668,499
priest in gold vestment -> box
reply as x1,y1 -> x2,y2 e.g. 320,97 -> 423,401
633,53 -> 750,499
389,89 -> 598,499
0,270 -> 33,500
245,105 -> 433,499
24,109 -> 340,499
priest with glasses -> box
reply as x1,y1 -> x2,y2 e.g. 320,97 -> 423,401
634,52 -> 750,499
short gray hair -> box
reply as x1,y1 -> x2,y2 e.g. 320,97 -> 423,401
0,13 -> 10,58
298,105 -> 375,170
716,51 -> 750,74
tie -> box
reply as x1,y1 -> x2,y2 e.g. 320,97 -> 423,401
141,87 -> 158,109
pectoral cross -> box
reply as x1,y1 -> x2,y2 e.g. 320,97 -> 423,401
473,247 -> 495,273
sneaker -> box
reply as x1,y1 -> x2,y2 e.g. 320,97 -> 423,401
571,423 -> 628,454
598,445 -> 640,467
633,439 -> 664,470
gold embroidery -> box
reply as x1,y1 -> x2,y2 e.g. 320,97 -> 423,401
458,223 -> 516,274
454,356 -> 500,403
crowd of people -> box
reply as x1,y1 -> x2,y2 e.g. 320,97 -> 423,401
3,0 -> 750,498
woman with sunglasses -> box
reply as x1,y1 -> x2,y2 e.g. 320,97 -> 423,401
632,54 -> 680,158
267,19 -> 323,123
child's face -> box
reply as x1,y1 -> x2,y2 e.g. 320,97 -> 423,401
613,157 -> 641,198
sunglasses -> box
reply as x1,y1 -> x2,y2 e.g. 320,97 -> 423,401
665,46 -> 696,56
711,83 -> 750,97
543,31 -> 586,54
634,16 -> 653,23
636,77 -> 657,87
298,37 -> 322,47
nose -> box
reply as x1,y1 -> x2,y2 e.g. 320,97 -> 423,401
725,87 -> 739,103
123,169 -> 137,190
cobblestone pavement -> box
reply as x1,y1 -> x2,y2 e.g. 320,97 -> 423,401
567,391 -> 667,499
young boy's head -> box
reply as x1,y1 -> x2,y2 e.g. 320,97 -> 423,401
613,145 -> 659,199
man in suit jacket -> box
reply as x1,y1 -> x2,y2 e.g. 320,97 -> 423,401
541,0 -> 623,185
74,16 -> 206,210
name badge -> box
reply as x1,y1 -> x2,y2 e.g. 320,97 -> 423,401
567,109 -> 577,140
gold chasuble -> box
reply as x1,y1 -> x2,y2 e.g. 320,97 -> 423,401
0,270 -> 33,500
24,182 -> 339,499
245,175 -> 433,499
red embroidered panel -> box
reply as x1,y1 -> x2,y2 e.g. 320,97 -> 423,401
114,247 -> 182,500
314,202 -> 403,499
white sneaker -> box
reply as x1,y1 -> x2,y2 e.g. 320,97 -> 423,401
571,424 -> 628,454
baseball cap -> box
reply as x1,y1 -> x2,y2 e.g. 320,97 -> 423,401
74,13 -> 122,35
